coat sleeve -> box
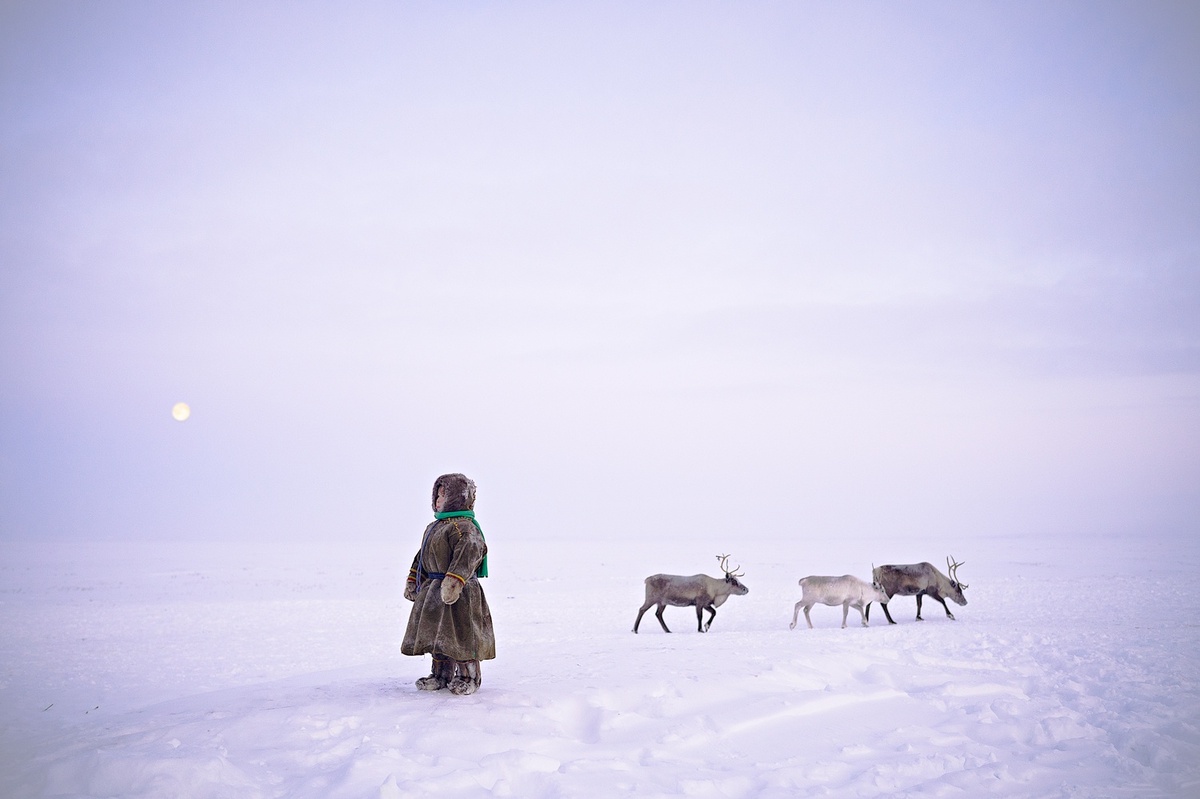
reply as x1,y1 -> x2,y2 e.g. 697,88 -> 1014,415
403,551 -> 421,601
445,522 -> 487,581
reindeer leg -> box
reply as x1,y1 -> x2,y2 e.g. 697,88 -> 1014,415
841,602 -> 850,629
933,595 -> 956,620
881,602 -> 897,625
696,605 -> 705,632
790,600 -> 803,630
915,593 -> 924,620
655,604 -> 671,633
803,603 -> 814,629
633,602 -> 653,633
856,603 -> 868,627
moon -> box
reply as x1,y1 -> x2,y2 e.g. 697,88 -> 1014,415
171,402 -> 191,422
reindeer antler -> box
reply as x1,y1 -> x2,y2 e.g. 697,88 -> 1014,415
716,554 -> 744,578
947,556 -> 968,589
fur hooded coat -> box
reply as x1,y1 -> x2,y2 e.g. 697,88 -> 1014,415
401,474 -> 496,662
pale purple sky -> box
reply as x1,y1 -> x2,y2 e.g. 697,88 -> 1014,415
2,1 -> 1197,546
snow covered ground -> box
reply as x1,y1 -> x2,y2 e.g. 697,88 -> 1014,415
2,529 -> 1199,798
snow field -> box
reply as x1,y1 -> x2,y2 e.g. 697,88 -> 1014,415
2,532 -> 1198,797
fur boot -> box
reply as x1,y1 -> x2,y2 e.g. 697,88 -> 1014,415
448,659 -> 481,695
415,654 -> 455,691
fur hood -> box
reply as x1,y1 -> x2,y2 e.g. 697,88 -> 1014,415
432,473 -> 476,512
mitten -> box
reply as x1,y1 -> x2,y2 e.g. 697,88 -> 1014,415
441,575 -> 464,605
403,578 -> 418,602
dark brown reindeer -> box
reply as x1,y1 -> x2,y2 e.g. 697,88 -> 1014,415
867,556 -> 968,624
633,555 -> 749,633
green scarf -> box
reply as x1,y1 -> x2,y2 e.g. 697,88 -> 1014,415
434,510 -> 488,578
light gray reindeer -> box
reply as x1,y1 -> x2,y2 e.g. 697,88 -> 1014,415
633,554 -> 749,633
867,556 -> 968,624
790,574 -> 890,630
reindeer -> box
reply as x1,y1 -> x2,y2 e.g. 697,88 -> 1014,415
867,556 -> 968,624
790,574 -> 891,630
633,555 -> 749,633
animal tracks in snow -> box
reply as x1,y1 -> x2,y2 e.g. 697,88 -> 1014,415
4,536 -> 1199,798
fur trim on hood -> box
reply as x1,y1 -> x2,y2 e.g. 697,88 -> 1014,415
432,473 -> 476,512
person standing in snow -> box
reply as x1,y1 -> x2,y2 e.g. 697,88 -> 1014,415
401,473 -> 495,695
